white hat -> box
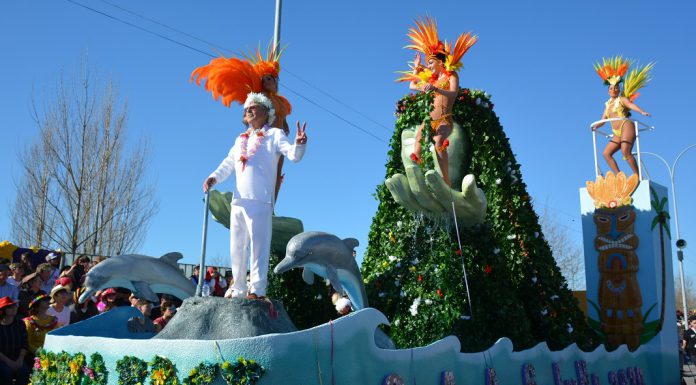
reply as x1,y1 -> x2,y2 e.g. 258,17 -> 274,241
335,297 -> 352,313
244,92 -> 275,126
46,252 -> 60,261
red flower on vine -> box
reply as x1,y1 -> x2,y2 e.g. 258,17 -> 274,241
455,249 -> 462,256
437,289 -> 444,298
418,274 -> 423,282
484,264 -> 492,274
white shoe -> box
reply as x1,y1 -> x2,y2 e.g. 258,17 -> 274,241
225,288 -> 245,299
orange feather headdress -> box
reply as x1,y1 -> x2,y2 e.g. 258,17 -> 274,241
191,42 -> 289,109
594,56 -> 630,86
398,16 -> 477,83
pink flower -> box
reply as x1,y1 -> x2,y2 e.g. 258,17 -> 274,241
33,357 -> 41,370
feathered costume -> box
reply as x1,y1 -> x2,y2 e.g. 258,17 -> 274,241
397,16 -> 477,86
594,55 -> 654,101
191,44 -> 292,127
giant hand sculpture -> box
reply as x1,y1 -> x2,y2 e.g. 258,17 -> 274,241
385,123 -> 487,227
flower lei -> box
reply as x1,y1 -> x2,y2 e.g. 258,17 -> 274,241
183,362 -> 219,385
149,355 -> 180,385
239,126 -> 267,171
115,355 -> 148,385
220,357 -> 265,385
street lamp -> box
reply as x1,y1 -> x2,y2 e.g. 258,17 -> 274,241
638,143 -> 696,328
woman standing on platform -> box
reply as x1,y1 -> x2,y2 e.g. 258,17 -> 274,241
593,56 -> 653,175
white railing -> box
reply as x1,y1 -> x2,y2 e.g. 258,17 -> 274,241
589,118 -> 655,181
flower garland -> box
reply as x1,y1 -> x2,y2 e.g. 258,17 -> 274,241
150,355 -> 180,385
87,352 -> 109,385
30,350 -> 90,385
115,355 -> 148,385
183,362 -> 219,385
220,357 -> 265,385
238,126 -> 266,171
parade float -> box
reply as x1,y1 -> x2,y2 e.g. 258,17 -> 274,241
30,19 -> 680,385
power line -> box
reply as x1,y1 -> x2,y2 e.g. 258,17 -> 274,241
64,0 -> 389,143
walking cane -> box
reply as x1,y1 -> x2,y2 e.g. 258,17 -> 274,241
195,191 -> 211,297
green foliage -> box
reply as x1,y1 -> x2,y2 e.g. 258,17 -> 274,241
362,89 -> 597,352
149,355 -> 180,385
115,355 -> 148,385
183,362 -> 219,385
87,352 -> 108,385
30,350 -> 90,385
220,357 -> 265,385
266,250 -> 337,329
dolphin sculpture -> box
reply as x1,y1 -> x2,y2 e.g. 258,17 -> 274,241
79,252 -> 195,304
274,231 -> 367,310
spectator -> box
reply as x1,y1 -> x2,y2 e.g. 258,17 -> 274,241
47,285 -> 71,326
0,265 -> 19,302
36,263 -> 54,294
7,263 -> 25,287
153,301 -> 176,331
129,293 -> 140,307
23,294 -> 60,355
19,253 -> 32,274
150,294 -> 174,320
18,273 -> 45,318
69,287 -> 99,324
127,299 -> 157,333
205,267 -> 227,297
44,253 -> 61,288
190,266 -> 200,287
0,296 -> 30,385
99,288 -> 130,312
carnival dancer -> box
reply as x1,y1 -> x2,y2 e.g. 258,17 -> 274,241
192,43 -> 293,202
592,56 -> 653,175
202,92 -> 307,299
397,16 -> 477,186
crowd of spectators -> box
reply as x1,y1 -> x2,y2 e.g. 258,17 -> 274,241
0,251 -> 187,384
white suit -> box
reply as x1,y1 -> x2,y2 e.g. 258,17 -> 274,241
209,126 -> 305,296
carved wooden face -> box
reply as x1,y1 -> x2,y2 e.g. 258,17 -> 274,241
593,206 -> 638,253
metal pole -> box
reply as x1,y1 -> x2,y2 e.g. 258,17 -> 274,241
634,120 -> 643,181
592,129 -> 600,178
196,192 -> 211,297
273,0 -> 282,52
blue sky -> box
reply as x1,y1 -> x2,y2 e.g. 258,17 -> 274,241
1,0 -> 695,288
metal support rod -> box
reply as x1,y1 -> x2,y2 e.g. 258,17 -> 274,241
634,121 -> 643,181
273,0 -> 282,52
196,191 -> 211,297
592,130 -> 600,178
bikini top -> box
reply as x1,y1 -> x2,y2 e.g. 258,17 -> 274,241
604,98 -> 630,118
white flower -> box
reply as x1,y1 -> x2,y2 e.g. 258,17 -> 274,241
434,266 -> 439,273
378,292 -> 386,298
315,294 -> 323,300
567,323 -> 574,333
396,262 -> 401,268
424,299 -> 433,305
388,255 -> 398,262
412,258 -> 419,265
397,221 -> 402,228
507,234 -> 516,240
400,291 -> 406,298
541,309 -> 548,316
531,276 -> 538,284
495,178 -> 502,185
493,248 -> 500,255
394,319 -> 400,326
550,295 -> 559,300
476,98 -> 482,105
460,315 -> 471,320
409,298 -> 422,316
394,279 -> 400,287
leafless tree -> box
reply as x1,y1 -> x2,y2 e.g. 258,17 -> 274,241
11,63 -> 158,256
675,276 -> 696,314
539,204 -> 586,290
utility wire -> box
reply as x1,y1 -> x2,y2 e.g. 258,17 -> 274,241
65,0 -> 389,143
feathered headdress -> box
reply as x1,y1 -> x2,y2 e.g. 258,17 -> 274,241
397,16 -> 477,83
594,56 -> 630,86
191,42 -> 288,108
594,56 -> 654,100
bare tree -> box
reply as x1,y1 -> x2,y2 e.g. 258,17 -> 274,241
11,63 -> 158,256
538,204 -> 586,290
675,276 -> 696,314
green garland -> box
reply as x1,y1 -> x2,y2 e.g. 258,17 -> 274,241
87,352 -> 109,385
30,350 -> 88,385
150,355 -> 180,385
115,355 -> 148,385
183,362 -> 219,385
220,357 -> 265,385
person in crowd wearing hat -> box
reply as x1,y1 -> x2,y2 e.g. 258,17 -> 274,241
47,285 -> 71,326
44,252 -> 61,287
7,263 -> 25,287
153,300 -> 176,331
70,287 -> 99,324
23,294 -> 60,355
0,296 -> 30,385
202,92 -> 308,300
17,273 -> 44,318
127,299 -> 157,333
99,288 -> 130,312
0,264 -> 19,302
36,263 -> 55,294
205,267 -> 227,297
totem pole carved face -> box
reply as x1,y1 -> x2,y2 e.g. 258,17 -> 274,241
594,206 -> 638,257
